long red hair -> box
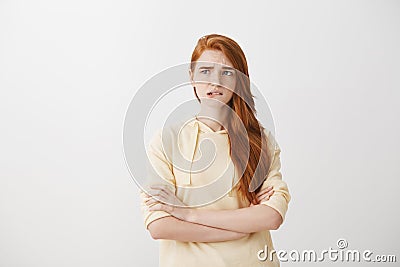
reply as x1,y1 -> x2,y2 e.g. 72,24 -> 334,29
190,34 -> 273,205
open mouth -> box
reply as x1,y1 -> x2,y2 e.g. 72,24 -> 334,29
207,92 -> 223,96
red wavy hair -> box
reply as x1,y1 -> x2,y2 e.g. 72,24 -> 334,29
190,34 -> 273,205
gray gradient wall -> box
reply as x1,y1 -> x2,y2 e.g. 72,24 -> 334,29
0,0 -> 398,266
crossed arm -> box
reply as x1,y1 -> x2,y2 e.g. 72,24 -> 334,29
147,216 -> 248,242
143,128 -> 289,242
142,185 -> 282,241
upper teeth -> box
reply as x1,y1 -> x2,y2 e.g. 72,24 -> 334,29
209,92 -> 222,95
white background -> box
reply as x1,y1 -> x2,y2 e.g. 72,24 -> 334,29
0,0 -> 399,266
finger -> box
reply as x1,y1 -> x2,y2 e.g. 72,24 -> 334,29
150,184 -> 171,190
256,192 -> 269,202
256,186 -> 273,197
149,186 -> 170,198
148,191 -> 173,205
150,185 -> 174,196
150,193 -> 170,205
142,193 -> 151,199
257,186 -> 273,196
140,191 -> 150,199
141,194 -> 155,206
154,184 -> 176,195
141,195 -> 150,205
147,189 -> 169,200
151,195 -> 167,204
145,198 -> 160,206
257,193 -> 269,202
150,184 -> 170,190
148,203 -> 165,212
267,189 -> 275,197
257,190 -> 274,202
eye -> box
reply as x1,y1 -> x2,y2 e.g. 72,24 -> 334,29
222,70 -> 234,76
200,69 -> 210,74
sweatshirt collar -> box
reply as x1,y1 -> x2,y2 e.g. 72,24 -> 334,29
187,116 -> 228,134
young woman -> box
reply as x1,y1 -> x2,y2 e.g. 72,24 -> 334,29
140,34 -> 291,267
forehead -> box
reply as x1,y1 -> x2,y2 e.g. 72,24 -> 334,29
196,49 -> 234,67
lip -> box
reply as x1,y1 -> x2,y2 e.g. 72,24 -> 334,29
206,91 -> 223,97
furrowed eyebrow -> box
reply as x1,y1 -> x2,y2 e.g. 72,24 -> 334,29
198,66 -> 236,71
198,66 -> 214,69
221,67 -> 235,71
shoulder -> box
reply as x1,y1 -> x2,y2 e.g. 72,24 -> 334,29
147,119 -> 197,150
262,128 -> 280,154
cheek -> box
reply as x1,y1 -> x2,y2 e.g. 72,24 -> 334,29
222,80 -> 236,94
218,89 -> 233,104
225,92 -> 234,103
222,84 -> 235,97
194,83 -> 208,96
223,89 -> 233,99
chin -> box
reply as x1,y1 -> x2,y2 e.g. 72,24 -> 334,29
203,100 -> 230,108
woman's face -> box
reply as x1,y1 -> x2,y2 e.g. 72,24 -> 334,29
190,49 -> 236,105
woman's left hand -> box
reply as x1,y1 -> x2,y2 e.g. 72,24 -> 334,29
143,184 -> 190,221
250,186 -> 275,206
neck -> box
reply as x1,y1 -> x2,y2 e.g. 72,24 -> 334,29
196,103 -> 230,132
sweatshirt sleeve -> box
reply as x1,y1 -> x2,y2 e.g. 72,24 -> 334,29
140,128 -> 175,229
259,132 -> 291,222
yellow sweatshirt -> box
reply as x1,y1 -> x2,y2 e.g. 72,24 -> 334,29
140,116 -> 291,267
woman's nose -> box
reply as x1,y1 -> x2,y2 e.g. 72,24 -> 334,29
208,72 -> 221,87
